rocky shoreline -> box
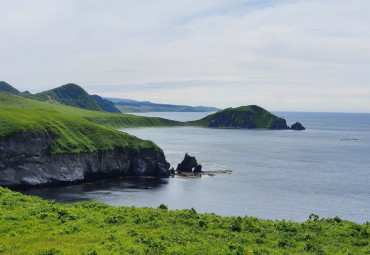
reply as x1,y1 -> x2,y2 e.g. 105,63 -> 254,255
0,130 -> 170,188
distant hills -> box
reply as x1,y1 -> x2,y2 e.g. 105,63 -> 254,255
34,84 -> 105,112
91,95 -> 121,113
0,81 -> 219,113
0,81 -> 21,94
107,97 -> 220,113
187,105 -> 305,130
188,105 -> 290,129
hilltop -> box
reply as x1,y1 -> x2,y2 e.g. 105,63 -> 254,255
0,81 -> 21,94
108,97 -> 220,113
188,105 -> 291,130
34,83 -> 104,112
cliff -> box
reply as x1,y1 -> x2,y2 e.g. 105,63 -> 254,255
0,130 -> 169,187
0,106 -> 171,187
188,105 -> 290,130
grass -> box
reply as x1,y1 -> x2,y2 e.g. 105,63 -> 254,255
34,84 -> 104,112
0,92 -> 182,129
187,105 -> 287,129
0,107 -> 160,155
0,187 -> 369,254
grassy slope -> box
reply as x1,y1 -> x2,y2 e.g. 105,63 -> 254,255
0,107 -> 159,155
0,187 -> 369,255
34,84 -> 104,112
0,93 -> 183,155
188,105 -> 285,129
0,93 -> 182,129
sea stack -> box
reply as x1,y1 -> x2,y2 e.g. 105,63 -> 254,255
176,153 -> 202,173
291,122 -> 306,131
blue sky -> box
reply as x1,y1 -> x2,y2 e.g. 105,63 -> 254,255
0,0 -> 369,112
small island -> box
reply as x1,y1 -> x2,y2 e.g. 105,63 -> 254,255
187,105 -> 305,130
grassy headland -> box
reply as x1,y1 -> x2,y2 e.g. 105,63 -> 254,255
0,107 -> 160,155
0,92 -> 182,155
187,105 -> 289,129
0,187 -> 368,254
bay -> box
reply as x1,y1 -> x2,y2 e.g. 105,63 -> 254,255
21,111 -> 370,223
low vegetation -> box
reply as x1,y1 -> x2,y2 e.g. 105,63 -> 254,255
0,107 -> 159,155
0,92 -> 182,129
188,105 -> 288,129
0,187 -> 368,254
34,84 -> 105,112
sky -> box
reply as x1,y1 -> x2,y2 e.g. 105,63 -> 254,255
0,0 -> 370,112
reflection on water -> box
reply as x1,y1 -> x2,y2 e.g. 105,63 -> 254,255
18,177 -> 169,203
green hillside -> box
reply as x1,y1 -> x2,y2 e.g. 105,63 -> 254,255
0,93 -> 182,129
91,95 -> 121,113
34,83 -> 104,112
0,81 -> 21,95
0,187 -> 368,254
188,105 -> 289,129
0,107 -> 159,155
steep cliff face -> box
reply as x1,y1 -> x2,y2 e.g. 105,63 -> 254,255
0,130 -> 170,187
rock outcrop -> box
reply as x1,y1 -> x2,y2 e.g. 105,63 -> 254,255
176,153 -> 202,173
0,130 -> 170,187
291,122 -> 306,131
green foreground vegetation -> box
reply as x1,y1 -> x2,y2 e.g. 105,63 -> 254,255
0,187 -> 369,255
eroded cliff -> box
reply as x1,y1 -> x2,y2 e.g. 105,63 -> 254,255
0,130 -> 170,187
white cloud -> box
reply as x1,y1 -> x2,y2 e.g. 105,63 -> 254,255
0,0 -> 369,112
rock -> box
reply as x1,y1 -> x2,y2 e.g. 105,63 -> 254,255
176,153 -> 202,173
0,130 -> 170,187
269,119 -> 290,130
169,167 -> 175,175
291,122 -> 306,131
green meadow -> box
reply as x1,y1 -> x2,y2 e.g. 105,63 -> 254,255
0,187 -> 369,255
0,92 -> 183,154
0,93 -> 182,129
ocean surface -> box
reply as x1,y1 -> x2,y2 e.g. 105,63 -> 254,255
20,111 -> 370,223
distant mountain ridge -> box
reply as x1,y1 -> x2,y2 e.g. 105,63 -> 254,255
91,95 -> 121,113
0,81 -> 219,113
0,81 -> 21,94
107,97 -> 221,113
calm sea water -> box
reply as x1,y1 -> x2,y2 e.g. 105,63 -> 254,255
21,112 -> 370,223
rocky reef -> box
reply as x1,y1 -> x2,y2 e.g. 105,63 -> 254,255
0,130 -> 170,187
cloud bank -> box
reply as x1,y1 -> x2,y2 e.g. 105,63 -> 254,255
0,0 -> 369,112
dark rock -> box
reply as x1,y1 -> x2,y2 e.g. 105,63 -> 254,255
169,167 -> 175,175
0,130 -> 170,187
291,122 -> 306,131
176,153 -> 202,173
269,119 -> 290,130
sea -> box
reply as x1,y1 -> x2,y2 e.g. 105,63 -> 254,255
20,111 -> 370,223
